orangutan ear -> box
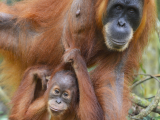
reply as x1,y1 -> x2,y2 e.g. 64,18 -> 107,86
46,76 -> 51,89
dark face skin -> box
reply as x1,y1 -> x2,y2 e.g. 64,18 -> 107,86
102,0 -> 144,51
48,71 -> 77,116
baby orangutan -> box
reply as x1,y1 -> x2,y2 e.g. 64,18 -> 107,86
9,68 -> 78,120
47,70 -> 78,120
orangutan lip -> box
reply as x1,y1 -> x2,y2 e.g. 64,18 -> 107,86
107,35 -> 127,46
49,106 -> 59,112
111,39 -> 126,45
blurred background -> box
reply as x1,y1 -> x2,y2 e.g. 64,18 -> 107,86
0,0 -> 159,120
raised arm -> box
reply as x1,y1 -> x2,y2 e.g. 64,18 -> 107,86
9,66 -> 50,120
63,49 -> 104,120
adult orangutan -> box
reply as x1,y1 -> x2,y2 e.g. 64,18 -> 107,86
0,0 -> 156,119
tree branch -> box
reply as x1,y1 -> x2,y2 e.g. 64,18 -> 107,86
130,93 -> 160,114
130,90 -> 160,119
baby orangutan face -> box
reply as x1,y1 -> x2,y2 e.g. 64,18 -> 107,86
48,71 -> 78,116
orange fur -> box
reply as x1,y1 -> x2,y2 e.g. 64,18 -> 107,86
96,0 -> 109,27
0,0 -> 157,119
9,66 -> 50,120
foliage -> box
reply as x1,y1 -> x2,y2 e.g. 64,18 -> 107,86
0,115 -> 7,120
0,0 -> 20,5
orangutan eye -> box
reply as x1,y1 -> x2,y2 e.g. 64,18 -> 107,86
116,5 -> 123,10
129,8 -> 135,13
63,92 -> 68,97
54,89 -> 60,94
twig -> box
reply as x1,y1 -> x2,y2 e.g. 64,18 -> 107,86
137,74 -> 160,82
145,96 -> 155,100
131,74 -> 160,89
130,90 -> 160,119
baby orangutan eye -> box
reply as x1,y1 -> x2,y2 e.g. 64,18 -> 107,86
63,92 -> 69,98
54,89 -> 60,94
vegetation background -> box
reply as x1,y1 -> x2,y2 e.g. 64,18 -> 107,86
0,0 -> 159,119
